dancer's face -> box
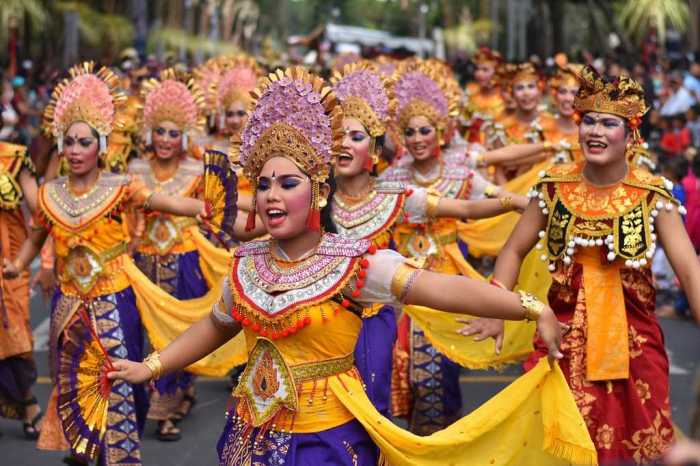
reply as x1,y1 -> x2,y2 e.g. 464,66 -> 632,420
336,117 -> 372,178
554,84 -> 579,117
257,156 -> 326,240
512,79 -> 541,112
64,121 -> 99,176
225,100 -> 248,134
475,63 -> 496,87
579,111 -> 630,166
152,120 -> 183,160
404,115 -> 438,161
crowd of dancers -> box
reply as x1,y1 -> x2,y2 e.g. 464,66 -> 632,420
1,45 -> 699,466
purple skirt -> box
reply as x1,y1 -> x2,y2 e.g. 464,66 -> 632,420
217,411 -> 380,466
354,305 -> 396,416
133,250 -> 206,415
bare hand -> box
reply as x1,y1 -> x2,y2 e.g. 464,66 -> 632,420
457,318 -> 505,354
30,267 -> 55,301
2,258 -> 20,279
537,306 -> 564,360
664,440 -> 700,466
107,359 -> 153,384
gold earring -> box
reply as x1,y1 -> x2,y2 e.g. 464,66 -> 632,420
318,198 -> 328,208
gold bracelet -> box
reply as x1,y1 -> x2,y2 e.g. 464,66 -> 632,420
499,196 -> 513,210
543,141 -> 553,152
143,191 -> 156,211
390,259 -> 424,303
518,290 -> 544,321
425,189 -> 441,218
143,351 -> 163,380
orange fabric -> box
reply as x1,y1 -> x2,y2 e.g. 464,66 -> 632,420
37,386 -> 70,452
576,248 -> 629,381
0,210 -> 32,358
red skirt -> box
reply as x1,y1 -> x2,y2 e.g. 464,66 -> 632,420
525,265 -> 674,465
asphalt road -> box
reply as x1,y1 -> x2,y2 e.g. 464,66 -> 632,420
2,287 -> 698,465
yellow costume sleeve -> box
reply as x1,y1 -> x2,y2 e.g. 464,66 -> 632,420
123,258 -> 247,376
403,305 -> 534,369
330,358 -> 597,466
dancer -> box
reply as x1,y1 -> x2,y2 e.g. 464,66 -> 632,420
129,69 -> 209,441
541,65 -> 583,163
0,138 -> 42,439
464,47 -> 506,143
492,66 -> 700,464
108,67 -> 596,466
2,62 -> 209,465
380,59 -> 530,434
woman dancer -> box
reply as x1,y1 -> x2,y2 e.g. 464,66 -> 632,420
0,138 -> 41,438
129,69 -> 210,441
107,67 -> 598,466
492,66 -> 700,464
464,47 -> 506,143
541,65 -> 583,163
2,63 -> 209,465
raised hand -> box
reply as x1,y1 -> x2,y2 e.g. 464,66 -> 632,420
107,359 -> 153,384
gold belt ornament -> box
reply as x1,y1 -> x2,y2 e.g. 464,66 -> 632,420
62,242 -> 127,295
145,216 -> 197,254
0,166 -> 22,210
234,338 -> 354,427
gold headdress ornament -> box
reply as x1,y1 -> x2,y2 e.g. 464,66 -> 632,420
331,62 -> 395,138
42,61 -> 126,154
140,68 -> 206,150
573,65 -> 649,123
498,62 -> 541,92
549,64 -> 583,93
331,62 -> 395,171
193,57 -> 223,117
393,59 -> 460,136
473,47 -> 503,66
232,67 -> 343,231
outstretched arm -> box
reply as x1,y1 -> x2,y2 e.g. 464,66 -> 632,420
18,168 -> 38,214
437,195 -> 528,219
147,192 -> 206,218
656,207 -> 700,323
109,279 -> 242,384
479,142 -> 550,167
403,267 -> 562,359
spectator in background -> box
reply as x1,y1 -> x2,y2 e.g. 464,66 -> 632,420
661,71 -> 696,116
684,154 -> 700,252
684,60 -> 700,102
0,79 -> 19,142
660,113 -> 691,156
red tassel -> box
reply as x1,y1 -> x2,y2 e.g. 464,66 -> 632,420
431,145 -> 442,158
364,155 -> 374,172
245,210 -> 256,232
306,208 -> 321,231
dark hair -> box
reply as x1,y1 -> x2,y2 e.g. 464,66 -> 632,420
661,156 -> 689,181
321,170 -> 338,233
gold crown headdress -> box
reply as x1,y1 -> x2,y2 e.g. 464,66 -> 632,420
549,64 -> 583,93
392,59 -> 459,136
140,68 -> 206,150
473,47 -> 503,66
573,65 -> 649,123
43,62 -> 126,154
498,62 -> 541,91
233,67 -> 343,231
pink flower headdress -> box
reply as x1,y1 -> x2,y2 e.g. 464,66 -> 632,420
392,59 -> 459,135
43,62 -> 126,154
216,55 -> 260,127
193,57 -> 224,124
231,67 -> 343,231
140,68 -> 206,150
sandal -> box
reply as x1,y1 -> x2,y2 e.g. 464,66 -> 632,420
22,396 -> 43,440
170,393 -> 196,423
156,419 -> 181,442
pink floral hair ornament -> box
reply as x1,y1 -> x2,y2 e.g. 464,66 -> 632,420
193,57 -> 224,125
216,65 -> 259,129
231,66 -> 343,232
393,59 -> 459,135
42,62 -> 126,155
140,68 -> 206,150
